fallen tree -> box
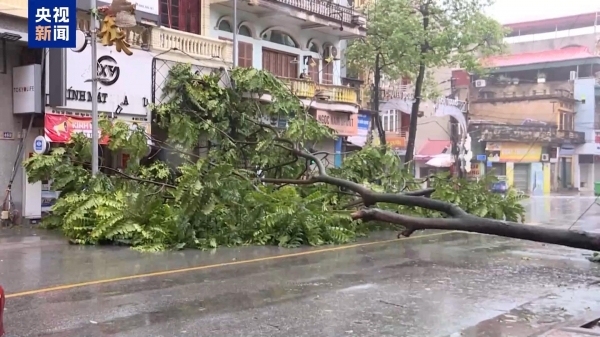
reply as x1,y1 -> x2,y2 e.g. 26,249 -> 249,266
24,66 -> 600,252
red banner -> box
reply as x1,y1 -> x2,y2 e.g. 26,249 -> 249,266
45,114 -> 109,144
44,114 -> 150,144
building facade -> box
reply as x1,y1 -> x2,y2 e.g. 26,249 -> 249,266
0,0 -> 234,222
209,0 -> 367,166
459,12 -> 600,194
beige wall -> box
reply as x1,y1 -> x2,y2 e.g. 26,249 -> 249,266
469,81 -> 575,125
470,99 -> 559,125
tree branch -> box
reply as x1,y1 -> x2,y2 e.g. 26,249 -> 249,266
351,208 -> 600,251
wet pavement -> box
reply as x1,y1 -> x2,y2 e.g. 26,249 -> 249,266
1,196 -> 600,337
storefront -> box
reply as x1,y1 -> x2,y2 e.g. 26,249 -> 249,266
485,142 -> 548,194
21,42 -> 154,219
313,109 -> 358,167
414,140 -> 451,186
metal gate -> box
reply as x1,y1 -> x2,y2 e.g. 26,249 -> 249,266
151,57 -> 227,105
513,164 -> 530,192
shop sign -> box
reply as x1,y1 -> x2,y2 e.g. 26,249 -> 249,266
485,142 -> 542,163
357,114 -> 370,135
13,64 -> 42,114
51,44 -> 153,117
387,135 -> 406,150
44,112 -> 151,144
33,135 -> 49,154
315,110 -> 358,136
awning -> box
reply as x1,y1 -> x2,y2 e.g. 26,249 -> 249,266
414,140 -> 451,161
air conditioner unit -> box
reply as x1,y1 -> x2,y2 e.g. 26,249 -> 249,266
570,71 -> 577,81
541,153 -> 550,162
323,45 -> 339,60
474,79 -> 486,88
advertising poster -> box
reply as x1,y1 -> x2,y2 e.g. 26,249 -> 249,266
44,114 -> 151,144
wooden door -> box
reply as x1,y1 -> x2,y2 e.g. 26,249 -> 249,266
262,48 -> 297,78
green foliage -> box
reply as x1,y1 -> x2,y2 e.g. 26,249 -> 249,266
24,65 -> 525,251
345,0 -> 507,88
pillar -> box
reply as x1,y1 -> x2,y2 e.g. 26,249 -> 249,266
506,162 -> 514,187
543,162 -> 551,194
572,154 -> 580,190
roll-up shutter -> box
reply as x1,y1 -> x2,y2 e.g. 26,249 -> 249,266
513,164 -> 530,192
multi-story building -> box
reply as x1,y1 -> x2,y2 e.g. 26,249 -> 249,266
0,0 -> 232,221
209,0 -> 367,166
462,11 -> 600,194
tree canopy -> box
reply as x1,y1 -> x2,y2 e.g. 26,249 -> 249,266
345,0 -> 507,160
23,66 -> 600,252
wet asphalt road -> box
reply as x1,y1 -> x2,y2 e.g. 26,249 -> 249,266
2,196 -> 600,337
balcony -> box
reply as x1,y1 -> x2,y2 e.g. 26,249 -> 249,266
212,0 -> 366,38
283,78 -> 359,106
471,81 -> 577,103
469,123 -> 585,145
77,13 -> 232,63
266,0 -> 359,25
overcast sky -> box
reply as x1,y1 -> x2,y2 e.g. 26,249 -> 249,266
487,0 -> 599,24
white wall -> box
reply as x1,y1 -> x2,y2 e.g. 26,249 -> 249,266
209,7 -> 343,84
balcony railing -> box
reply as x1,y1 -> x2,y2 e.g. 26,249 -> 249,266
152,27 -> 232,62
282,78 -> 358,105
77,13 -> 232,63
469,123 -> 585,145
267,0 -> 357,24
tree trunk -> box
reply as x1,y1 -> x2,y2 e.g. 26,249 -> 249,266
404,60 -> 426,163
404,4 -> 430,164
373,53 -> 386,146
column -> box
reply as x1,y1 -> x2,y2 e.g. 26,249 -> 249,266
542,162 -> 551,195
506,162 -> 514,187
572,155 -> 580,190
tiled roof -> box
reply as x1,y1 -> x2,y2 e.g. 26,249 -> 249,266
483,46 -> 596,68
414,140 -> 451,161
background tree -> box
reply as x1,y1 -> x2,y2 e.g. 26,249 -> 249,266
345,0 -> 506,162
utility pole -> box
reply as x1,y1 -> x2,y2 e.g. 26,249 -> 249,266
232,0 -> 238,67
90,0 -> 99,175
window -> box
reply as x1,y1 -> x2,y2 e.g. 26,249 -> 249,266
307,57 -> 319,83
239,25 -> 252,37
322,60 -> 334,84
218,37 -> 253,68
160,0 -> 200,34
238,41 -> 253,68
261,30 -> 298,48
560,112 -> 574,131
218,20 -> 232,32
262,48 -> 297,78
381,110 -> 398,132
308,42 -> 319,53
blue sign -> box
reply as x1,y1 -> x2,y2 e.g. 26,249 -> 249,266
34,139 -> 43,151
486,161 -> 493,168
357,114 -> 370,131
476,154 -> 487,161
28,0 -> 76,48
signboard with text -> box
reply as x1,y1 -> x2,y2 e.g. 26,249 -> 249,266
315,110 -> 358,136
48,43 -> 154,116
28,0 -> 76,48
44,113 -> 151,144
